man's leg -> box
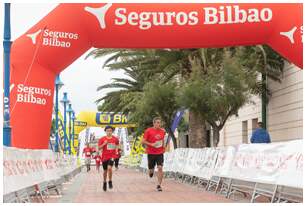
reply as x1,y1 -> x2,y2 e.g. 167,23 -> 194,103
157,165 -> 163,186
156,154 -> 164,191
147,154 -> 155,178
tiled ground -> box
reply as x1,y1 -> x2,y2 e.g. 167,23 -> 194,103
43,166 -> 234,203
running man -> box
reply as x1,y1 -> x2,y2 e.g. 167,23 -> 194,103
98,126 -> 119,191
82,143 -> 93,172
142,117 -> 166,192
93,152 -> 102,172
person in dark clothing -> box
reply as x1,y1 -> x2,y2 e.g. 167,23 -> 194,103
250,122 -> 271,143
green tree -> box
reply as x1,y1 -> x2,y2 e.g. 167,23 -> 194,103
179,53 -> 250,146
132,81 -> 180,148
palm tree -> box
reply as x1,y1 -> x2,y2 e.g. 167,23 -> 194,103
87,48 -> 212,148
87,49 -> 159,114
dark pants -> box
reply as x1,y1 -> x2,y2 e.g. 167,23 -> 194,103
102,159 -> 114,171
148,154 -> 164,170
85,158 -> 91,172
114,158 -> 120,168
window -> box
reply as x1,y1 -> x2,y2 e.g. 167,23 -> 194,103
242,121 -> 248,143
252,118 -> 258,131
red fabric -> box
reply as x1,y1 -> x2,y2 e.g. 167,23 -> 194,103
93,155 -> 102,165
98,136 -> 119,161
91,147 -> 97,153
143,127 -> 166,154
83,147 -> 93,158
115,148 -> 122,159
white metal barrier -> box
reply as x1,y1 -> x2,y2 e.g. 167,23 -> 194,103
3,146 -> 81,196
140,140 -> 303,189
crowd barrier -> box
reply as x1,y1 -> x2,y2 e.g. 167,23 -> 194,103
140,140 -> 303,202
3,146 -> 82,201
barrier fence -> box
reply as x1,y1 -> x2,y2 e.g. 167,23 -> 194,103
3,140 -> 302,202
3,146 -> 81,195
140,140 -> 303,188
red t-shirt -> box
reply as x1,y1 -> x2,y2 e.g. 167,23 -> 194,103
115,148 -> 122,159
98,136 -> 119,161
83,147 -> 93,158
94,155 -> 102,165
143,127 -> 166,154
91,147 -> 97,153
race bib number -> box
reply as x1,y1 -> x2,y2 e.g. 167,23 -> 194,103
86,152 -> 91,155
107,143 -> 116,150
154,140 -> 163,148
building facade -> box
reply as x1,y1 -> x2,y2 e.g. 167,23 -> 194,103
219,62 -> 303,146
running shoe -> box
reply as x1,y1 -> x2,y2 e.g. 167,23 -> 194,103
108,181 -> 113,189
157,185 -> 162,192
103,182 -> 107,191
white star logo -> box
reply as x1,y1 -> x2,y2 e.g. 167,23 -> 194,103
84,3 -> 112,29
280,26 -> 297,44
26,29 -> 42,44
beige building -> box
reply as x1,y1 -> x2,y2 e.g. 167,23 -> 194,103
219,62 -> 303,146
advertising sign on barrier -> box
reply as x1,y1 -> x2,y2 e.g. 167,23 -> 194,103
140,140 -> 303,189
229,140 -> 303,188
3,146 -> 80,195
213,146 -> 237,177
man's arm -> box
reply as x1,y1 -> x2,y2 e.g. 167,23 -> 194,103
141,129 -> 155,147
141,137 -> 154,147
267,133 -> 271,143
141,139 -> 154,147
250,131 -> 255,143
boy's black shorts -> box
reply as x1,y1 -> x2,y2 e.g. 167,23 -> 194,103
102,159 -> 114,170
147,154 -> 164,170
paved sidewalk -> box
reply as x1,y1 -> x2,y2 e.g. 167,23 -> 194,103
46,166 -> 234,203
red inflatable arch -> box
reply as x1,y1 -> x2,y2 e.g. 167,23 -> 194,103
11,3 -> 302,149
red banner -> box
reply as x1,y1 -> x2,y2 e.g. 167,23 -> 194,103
10,3 -> 302,149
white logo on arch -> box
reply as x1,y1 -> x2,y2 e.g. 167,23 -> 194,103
85,3 -> 112,29
280,26 -> 297,44
26,29 -> 42,44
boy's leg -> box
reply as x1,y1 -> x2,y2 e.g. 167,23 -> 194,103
108,159 -> 114,189
102,161 -> 108,191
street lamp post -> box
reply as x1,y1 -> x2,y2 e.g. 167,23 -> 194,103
67,103 -> 73,155
3,3 -> 12,146
60,92 -> 70,154
72,111 -> 76,154
55,75 -> 64,152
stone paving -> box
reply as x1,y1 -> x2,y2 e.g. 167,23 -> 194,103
43,166 -> 234,203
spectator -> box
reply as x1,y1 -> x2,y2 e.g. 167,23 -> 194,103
250,122 -> 271,143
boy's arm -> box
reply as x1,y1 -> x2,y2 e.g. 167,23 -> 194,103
98,140 -> 108,150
